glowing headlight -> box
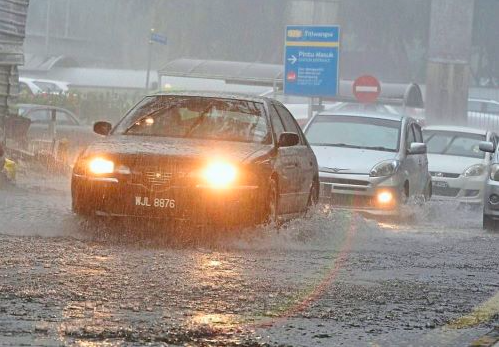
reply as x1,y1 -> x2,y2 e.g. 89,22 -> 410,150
370,160 -> 400,177
203,161 -> 237,188
88,158 -> 114,175
490,164 -> 499,181
463,164 -> 485,177
377,190 -> 394,205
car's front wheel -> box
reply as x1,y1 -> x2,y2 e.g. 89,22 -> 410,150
483,214 -> 497,230
265,179 -> 279,226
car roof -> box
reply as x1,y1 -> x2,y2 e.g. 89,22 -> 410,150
149,91 -> 272,104
315,110 -> 405,122
423,125 -> 488,135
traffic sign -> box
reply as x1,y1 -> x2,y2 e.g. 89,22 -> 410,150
284,26 -> 340,97
352,75 -> 381,103
151,32 -> 167,45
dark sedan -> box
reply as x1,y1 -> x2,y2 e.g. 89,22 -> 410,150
71,92 -> 319,226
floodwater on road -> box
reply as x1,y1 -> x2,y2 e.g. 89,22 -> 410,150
0,173 -> 498,346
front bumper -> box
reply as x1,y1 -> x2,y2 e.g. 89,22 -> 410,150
318,172 -> 404,215
72,174 -> 263,224
431,174 -> 485,204
483,179 -> 499,218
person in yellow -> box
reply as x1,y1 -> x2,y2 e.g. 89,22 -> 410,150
0,143 -> 16,183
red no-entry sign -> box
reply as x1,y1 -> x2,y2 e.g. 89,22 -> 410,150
353,75 -> 381,103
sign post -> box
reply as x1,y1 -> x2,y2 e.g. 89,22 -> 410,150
145,29 -> 168,91
284,25 -> 340,99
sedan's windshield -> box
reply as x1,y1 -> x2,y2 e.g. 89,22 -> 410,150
305,115 -> 401,152
114,96 -> 269,143
423,130 -> 486,159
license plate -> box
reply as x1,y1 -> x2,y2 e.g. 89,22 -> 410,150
432,181 -> 448,188
135,196 -> 176,209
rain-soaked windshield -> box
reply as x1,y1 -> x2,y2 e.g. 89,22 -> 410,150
306,115 -> 400,152
114,96 -> 269,143
423,131 -> 486,159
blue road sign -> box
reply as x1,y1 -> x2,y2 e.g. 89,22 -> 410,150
284,26 -> 340,97
151,32 -> 168,45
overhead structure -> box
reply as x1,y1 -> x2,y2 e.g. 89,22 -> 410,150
159,59 -> 424,108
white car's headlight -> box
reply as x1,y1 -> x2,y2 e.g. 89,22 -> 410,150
490,164 -> 499,181
202,161 -> 237,188
88,158 -> 115,175
370,160 -> 400,177
463,164 -> 485,177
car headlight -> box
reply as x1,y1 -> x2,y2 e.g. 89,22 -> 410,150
490,164 -> 499,181
202,161 -> 237,188
88,158 -> 115,175
370,160 -> 400,177
463,164 -> 485,177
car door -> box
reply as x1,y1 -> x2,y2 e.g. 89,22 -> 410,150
269,104 -> 301,215
403,122 -> 420,196
412,122 -> 428,194
55,109 -> 81,143
25,108 -> 50,141
274,103 -> 314,212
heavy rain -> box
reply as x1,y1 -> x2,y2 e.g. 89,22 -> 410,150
0,1 -> 498,346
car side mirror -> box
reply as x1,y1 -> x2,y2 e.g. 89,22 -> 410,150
479,141 -> 495,153
278,132 -> 300,147
407,142 -> 427,155
94,121 -> 112,136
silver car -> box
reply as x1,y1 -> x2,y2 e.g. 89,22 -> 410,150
303,111 -> 431,216
478,140 -> 499,229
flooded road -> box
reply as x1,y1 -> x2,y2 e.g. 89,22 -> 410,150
0,173 -> 498,346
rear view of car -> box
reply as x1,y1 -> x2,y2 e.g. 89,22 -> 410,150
423,126 -> 493,204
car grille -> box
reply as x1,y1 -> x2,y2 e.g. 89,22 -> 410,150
320,177 -> 370,186
430,172 -> 460,179
433,186 -> 460,197
329,193 -> 375,208
144,171 -> 173,185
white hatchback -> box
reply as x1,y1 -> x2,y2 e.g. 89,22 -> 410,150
423,126 -> 496,204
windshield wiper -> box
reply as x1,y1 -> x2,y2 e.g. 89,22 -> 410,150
314,143 -> 364,149
183,102 -> 216,138
359,146 -> 396,152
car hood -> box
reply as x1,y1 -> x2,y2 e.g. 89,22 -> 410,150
427,154 -> 484,174
83,135 -> 272,163
311,145 -> 397,174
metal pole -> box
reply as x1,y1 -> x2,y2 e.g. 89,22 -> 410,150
64,0 -> 71,38
145,28 -> 154,91
45,0 -> 51,56
307,97 -> 313,120
49,109 -> 56,156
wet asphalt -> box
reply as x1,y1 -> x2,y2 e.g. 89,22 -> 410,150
0,172 -> 498,347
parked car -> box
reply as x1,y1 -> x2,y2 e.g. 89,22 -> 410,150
71,92 -> 319,226
423,126 -> 495,204
18,104 -> 97,152
303,111 -> 431,216
19,77 -> 70,95
477,140 -> 499,229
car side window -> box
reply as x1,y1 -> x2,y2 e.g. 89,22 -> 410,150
269,105 -> 285,141
274,104 -> 304,144
468,101 -> 483,113
405,123 -> 416,149
56,110 -> 77,126
486,103 -> 499,114
27,109 -> 49,124
412,123 -> 423,143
